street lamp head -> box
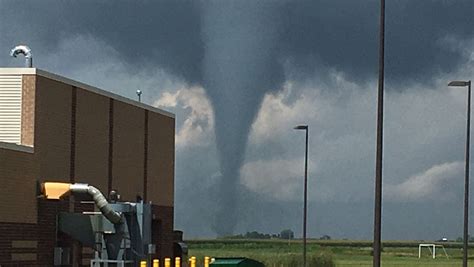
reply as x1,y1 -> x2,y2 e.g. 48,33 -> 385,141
294,125 -> 308,130
448,81 -> 471,87
136,89 -> 142,96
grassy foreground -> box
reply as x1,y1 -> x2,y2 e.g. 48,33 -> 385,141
187,239 -> 474,266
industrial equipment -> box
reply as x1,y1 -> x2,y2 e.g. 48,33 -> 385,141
41,182 -> 154,267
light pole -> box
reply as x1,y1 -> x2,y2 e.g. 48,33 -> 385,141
294,125 -> 309,267
448,80 -> 471,267
373,0 -> 385,265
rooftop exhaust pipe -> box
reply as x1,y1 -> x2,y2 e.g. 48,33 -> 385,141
41,182 -> 122,224
10,45 -> 33,67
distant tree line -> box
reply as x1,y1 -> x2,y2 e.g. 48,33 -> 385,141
455,235 -> 474,242
222,229 -> 293,240
222,231 -> 281,239
222,229 -> 331,241
280,229 -> 294,240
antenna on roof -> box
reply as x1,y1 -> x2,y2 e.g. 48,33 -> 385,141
10,45 -> 33,67
136,89 -> 142,102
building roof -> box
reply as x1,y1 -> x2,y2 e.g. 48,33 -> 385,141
0,68 -> 175,118
0,141 -> 33,153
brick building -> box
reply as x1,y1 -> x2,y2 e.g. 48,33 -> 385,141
0,68 -> 175,266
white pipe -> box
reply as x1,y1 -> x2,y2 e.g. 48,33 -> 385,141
10,45 -> 33,67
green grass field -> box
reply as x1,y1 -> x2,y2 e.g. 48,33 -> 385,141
187,239 -> 474,266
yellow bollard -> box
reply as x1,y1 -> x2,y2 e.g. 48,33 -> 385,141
175,257 -> 181,267
140,260 -> 147,267
204,256 -> 210,267
153,259 -> 159,267
165,258 -> 171,267
189,256 -> 196,267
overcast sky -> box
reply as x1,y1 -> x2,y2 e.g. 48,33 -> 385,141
1,0 -> 474,240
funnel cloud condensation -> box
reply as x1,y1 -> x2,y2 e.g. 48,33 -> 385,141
201,1 -> 285,236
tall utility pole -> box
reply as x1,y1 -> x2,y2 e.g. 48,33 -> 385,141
373,0 -> 385,266
448,80 -> 472,267
462,81 -> 471,267
294,125 -> 309,267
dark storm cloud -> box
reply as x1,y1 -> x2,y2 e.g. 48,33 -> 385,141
279,0 -> 473,86
0,0 -> 204,83
384,0 -> 473,86
1,1 -> 472,85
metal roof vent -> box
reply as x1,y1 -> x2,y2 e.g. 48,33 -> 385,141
10,45 -> 33,67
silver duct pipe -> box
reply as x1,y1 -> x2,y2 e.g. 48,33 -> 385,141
70,183 -> 122,224
10,45 -> 33,67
